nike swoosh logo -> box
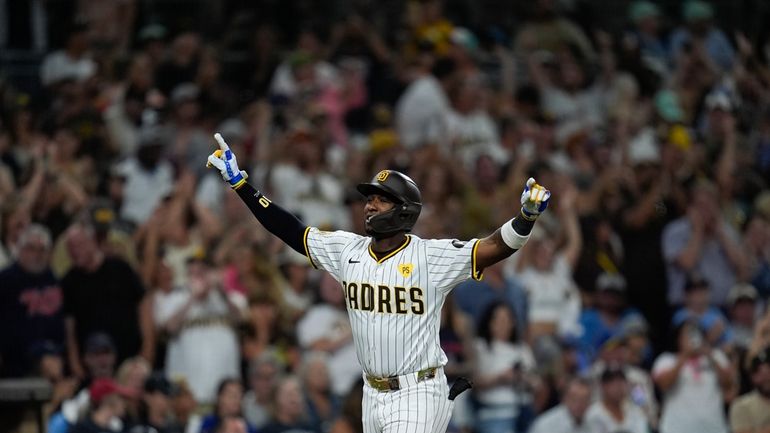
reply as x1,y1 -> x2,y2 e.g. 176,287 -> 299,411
348,258 -> 360,264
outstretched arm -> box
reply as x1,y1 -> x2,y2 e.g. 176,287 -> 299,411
207,133 -> 307,254
234,183 -> 306,254
475,178 -> 549,270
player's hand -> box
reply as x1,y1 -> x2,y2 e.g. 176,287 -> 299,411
206,133 -> 248,189
520,177 -> 551,220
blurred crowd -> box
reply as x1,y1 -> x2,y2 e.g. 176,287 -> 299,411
3,0 -> 770,432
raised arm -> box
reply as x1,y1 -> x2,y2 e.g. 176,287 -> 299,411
475,178 -> 550,270
207,133 -> 307,254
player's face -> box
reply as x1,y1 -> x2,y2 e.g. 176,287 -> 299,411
364,194 -> 395,230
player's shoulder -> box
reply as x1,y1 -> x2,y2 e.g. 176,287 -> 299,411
308,227 -> 366,244
420,237 -> 478,251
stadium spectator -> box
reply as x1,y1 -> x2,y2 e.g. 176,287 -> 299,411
70,378 -> 135,433
528,377 -> 593,433
579,272 -> 649,361
242,353 -> 282,430
200,378 -> 256,433
113,127 -> 174,228
115,356 -> 151,423
154,32 -> 202,97
62,223 -> 152,376
299,352 -> 340,432
727,284 -> 761,351
626,1 -> 668,76
268,30 -> 340,103
472,301 -> 538,433
729,347 -> 770,433
0,224 -> 64,377
0,194 -> 32,270
81,332 -> 118,382
153,251 -> 246,404
276,247 -> 315,317
652,320 -> 732,433
267,126 -> 348,230
662,180 -> 748,306
40,20 -> 96,87
671,272 -> 732,347
588,334 -> 658,428
128,373 -> 183,433
260,376 -> 316,433
33,341 -> 79,423
169,379 -> 200,433
297,273 -> 360,397
395,56 -> 455,150
586,365 -> 650,433
241,290 -> 299,371
612,130 -> 683,350
743,212 -> 770,298
165,83 -> 212,179
669,0 -> 735,73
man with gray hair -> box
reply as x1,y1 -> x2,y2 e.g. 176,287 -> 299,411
529,377 -> 595,433
0,224 -> 64,377
242,351 -> 283,430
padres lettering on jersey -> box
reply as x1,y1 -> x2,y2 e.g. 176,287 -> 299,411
303,227 -> 482,377
342,282 -> 425,315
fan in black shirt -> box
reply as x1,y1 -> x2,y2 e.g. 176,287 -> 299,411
61,224 -> 153,377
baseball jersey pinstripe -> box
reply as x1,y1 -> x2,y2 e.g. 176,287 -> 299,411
303,227 -> 482,377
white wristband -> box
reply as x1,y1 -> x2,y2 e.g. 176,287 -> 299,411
501,218 -> 530,250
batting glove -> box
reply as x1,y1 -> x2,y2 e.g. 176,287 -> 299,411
206,133 -> 248,189
520,177 -> 551,220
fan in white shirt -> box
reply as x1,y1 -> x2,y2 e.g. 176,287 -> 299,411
652,320 -> 732,433
472,301 -> 537,433
529,378 -> 594,433
587,365 -> 650,433
297,273 -> 362,397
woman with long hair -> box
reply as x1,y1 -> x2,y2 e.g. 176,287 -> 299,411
473,301 -> 539,433
199,378 -> 256,433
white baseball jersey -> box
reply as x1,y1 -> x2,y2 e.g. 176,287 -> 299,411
303,227 -> 482,377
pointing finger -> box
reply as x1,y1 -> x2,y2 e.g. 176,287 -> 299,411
214,133 -> 230,152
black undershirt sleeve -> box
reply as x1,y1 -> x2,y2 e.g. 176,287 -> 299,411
235,183 -> 307,254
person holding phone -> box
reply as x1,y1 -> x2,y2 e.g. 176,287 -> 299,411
652,319 -> 733,433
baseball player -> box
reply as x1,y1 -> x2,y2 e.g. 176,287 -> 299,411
206,133 -> 550,433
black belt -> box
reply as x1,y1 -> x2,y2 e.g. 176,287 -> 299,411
365,367 -> 438,392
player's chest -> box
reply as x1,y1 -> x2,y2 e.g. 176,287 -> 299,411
339,249 -> 432,316
340,246 -> 421,284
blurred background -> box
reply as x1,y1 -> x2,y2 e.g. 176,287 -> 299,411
3,0 -> 770,432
